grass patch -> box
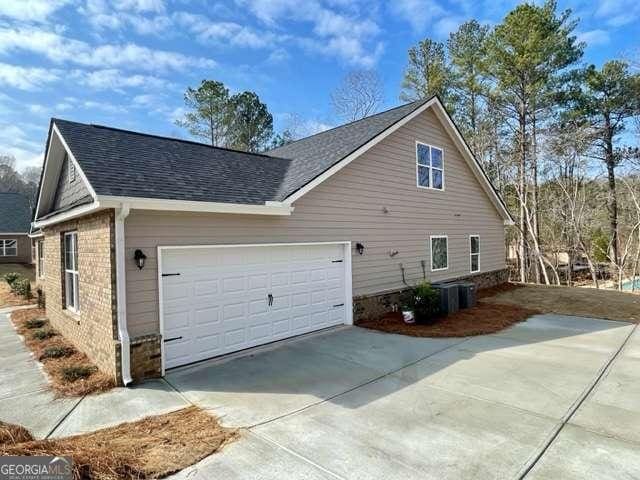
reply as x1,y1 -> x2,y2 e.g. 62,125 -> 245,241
40,345 -> 75,360
32,327 -> 56,340
11,308 -> 115,397
358,299 -> 540,337
0,406 -> 238,479
25,318 -> 47,329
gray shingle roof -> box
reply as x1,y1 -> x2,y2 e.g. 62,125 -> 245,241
0,193 -> 31,232
52,98 -> 429,205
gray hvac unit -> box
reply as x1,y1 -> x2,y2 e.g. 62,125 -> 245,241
433,282 -> 459,315
455,282 -> 477,309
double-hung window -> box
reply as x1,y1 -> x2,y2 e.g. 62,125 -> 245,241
470,235 -> 480,273
430,235 -> 448,271
64,232 -> 79,312
416,142 -> 444,190
37,240 -> 45,278
0,239 -> 17,257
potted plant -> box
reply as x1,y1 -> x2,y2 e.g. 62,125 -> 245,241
400,281 -> 440,324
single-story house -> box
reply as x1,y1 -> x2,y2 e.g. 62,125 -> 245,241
32,96 -> 513,385
0,192 -> 33,264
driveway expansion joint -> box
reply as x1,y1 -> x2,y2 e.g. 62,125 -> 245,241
517,322 -> 638,479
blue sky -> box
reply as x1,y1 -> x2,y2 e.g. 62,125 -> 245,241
0,0 -> 638,172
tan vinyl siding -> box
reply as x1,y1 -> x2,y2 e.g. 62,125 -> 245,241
124,108 -> 507,337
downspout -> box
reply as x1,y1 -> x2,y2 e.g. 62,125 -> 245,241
115,204 -> 132,386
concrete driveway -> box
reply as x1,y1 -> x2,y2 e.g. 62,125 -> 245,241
166,314 -> 640,480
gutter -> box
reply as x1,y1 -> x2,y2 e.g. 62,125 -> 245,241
114,204 -> 132,386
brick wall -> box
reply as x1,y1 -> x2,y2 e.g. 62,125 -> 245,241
129,334 -> 162,382
41,209 -> 120,382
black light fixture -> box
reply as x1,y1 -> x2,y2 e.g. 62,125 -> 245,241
356,242 -> 365,255
134,249 -> 147,270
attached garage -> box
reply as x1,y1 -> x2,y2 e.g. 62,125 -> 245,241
159,242 -> 353,370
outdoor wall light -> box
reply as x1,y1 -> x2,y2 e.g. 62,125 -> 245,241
134,249 -> 147,270
356,243 -> 365,255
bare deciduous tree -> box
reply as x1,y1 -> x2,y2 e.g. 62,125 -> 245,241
331,70 -> 384,122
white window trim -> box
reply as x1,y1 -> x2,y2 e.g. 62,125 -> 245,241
64,232 -> 79,313
37,240 -> 45,278
416,141 -> 445,191
0,239 -> 17,257
470,234 -> 480,273
430,235 -> 449,272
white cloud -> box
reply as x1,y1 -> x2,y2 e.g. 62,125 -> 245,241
596,0 -> 640,26
0,124 -> 44,171
0,0 -> 69,22
0,27 -> 216,72
74,68 -> 172,91
81,100 -> 128,114
0,62 -> 61,90
576,29 -> 611,46
434,16 -> 464,37
390,0 -> 446,33
80,0 -> 170,34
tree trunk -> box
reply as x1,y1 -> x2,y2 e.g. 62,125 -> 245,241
518,104 -> 528,283
531,112 -> 541,283
604,114 -> 619,285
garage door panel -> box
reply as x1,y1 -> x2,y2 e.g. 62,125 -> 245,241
161,243 -> 349,369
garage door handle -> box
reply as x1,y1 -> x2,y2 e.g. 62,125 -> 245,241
267,294 -> 273,306
333,303 -> 344,308
164,336 -> 183,343
162,273 -> 181,277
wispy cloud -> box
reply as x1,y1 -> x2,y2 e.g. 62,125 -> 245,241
576,29 -> 611,46
0,0 -> 69,22
0,26 -> 216,72
389,0 -> 447,33
0,62 -> 61,90
596,0 -> 640,26
73,68 -> 173,91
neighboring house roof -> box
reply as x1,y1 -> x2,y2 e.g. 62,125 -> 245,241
0,192 -> 31,233
35,96 -> 513,225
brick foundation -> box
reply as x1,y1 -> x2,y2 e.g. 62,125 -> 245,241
129,334 -> 162,382
353,267 -> 509,322
41,210 -> 120,383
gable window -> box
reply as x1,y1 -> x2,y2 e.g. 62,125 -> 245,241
470,235 -> 480,273
64,232 -> 79,312
68,159 -> 76,183
37,240 -> 45,278
416,142 -> 444,190
0,239 -> 17,257
430,235 -> 448,271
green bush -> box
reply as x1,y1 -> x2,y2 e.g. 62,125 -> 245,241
40,345 -> 75,360
12,278 -> 32,299
61,365 -> 96,382
25,318 -> 47,329
3,272 -> 20,287
401,281 -> 440,324
32,328 -> 56,341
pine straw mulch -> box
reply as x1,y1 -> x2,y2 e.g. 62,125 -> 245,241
358,284 -> 539,338
0,406 -> 238,480
0,282 -> 36,308
11,308 -> 115,396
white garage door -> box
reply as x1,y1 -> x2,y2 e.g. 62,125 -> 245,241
160,243 -> 350,369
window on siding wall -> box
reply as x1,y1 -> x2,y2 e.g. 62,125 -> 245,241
416,142 -> 444,190
64,232 -> 79,312
430,235 -> 448,271
0,239 -> 17,256
37,240 -> 44,278
470,235 -> 480,273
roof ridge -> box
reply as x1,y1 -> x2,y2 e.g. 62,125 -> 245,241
268,98 -> 429,151
52,118 -> 286,161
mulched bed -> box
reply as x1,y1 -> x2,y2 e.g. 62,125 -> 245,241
0,283 -> 35,308
11,308 -> 115,396
0,406 -> 238,480
358,300 -> 540,337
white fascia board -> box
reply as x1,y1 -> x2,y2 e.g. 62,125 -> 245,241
98,196 -> 294,216
283,97 -> 439,205
0,232 -> 29,235
32,202 -> 103,229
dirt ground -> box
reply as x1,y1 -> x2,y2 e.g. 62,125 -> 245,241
0,406 -> 237,480
482,284 -> 640,323
0,264 -> 36,308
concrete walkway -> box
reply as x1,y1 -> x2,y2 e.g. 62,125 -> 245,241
1,310 -> 639,478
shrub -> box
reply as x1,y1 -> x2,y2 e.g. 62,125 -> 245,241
40,345 -> 75,360
32,328 -> 56,341
3,272 -> 20,287
25,318 -> 47,329
12,278 -> 32,299
401,281 -> 440,324
61,365 -> 97,382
